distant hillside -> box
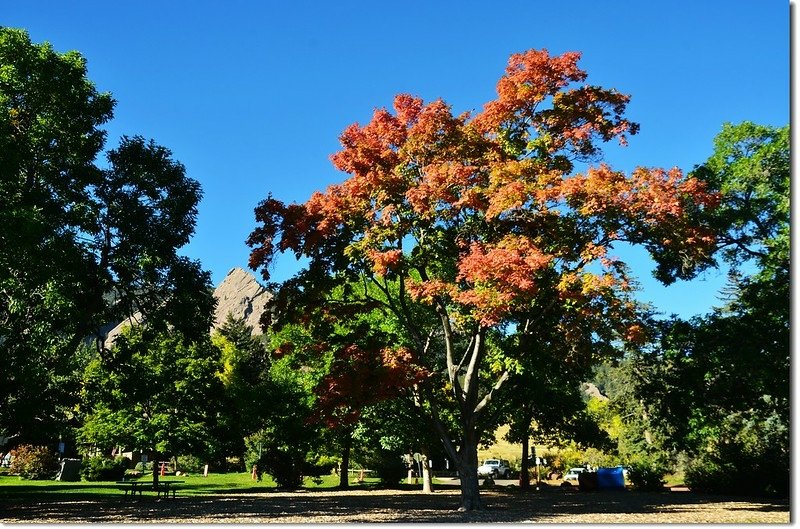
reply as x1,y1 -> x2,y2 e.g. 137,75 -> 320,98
478,383 -> 609,465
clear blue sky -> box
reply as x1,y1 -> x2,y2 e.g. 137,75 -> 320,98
5,0 -> 789,319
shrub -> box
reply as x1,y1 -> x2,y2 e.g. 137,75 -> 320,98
260,450 -> 304,489
9,445 -> 60,480
303,454 -> 338,477
684,456 -> 733,494
684,445 -> 789,497
627,459 -> 667,491
363,449 -> 406,486
245,442 -> 304,489
553,445 -> 585,472
539,451 -> 562,478
81,456 -> 130,481
134,460 -> 154,473
244,426 -> 309,489
582,447 -> 620,469
176,454 -> 204,474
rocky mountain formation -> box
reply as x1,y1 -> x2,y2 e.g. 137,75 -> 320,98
103,267 -> 270,347
211,267 -> 271,333
581,382 -> 609,401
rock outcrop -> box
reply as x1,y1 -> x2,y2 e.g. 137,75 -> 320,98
582,382 -> 609,401
103,267 -> 271,347
212,267 -> 271,334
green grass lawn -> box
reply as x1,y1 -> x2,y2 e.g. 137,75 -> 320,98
0,472 -> 389,499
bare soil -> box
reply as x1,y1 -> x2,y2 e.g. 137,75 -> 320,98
0,487 -> 790,523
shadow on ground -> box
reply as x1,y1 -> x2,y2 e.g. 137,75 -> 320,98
1,487 -> 790,523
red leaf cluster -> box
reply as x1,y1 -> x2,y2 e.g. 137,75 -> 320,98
312,344 -> 430,428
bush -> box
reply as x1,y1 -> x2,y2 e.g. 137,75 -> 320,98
627,459 -> 667,491
176,454 -> 204,473
552,445 -> 585,472
303,454 -> 338,477
81,456 -> 130,481
684,445 -> 789,497
244,420 -> 312,490
9,445 -> 60,480
259,450 -> 304,489
582,447 -> 620,469
134,460 -> 154,473
245,440 -> 304,489
363,449 -> 406,486
684,456 -> 733,494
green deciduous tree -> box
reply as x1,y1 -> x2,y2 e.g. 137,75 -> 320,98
697,122 -> 789,273
501,345 -> 609,488
78,325 -> 223,488
0,28 -> 213,442
1,27 -> 113,442
244,340 -> 324,489
631,122 -> 789,496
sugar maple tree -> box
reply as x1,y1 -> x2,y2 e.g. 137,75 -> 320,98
248,49 -> 717,510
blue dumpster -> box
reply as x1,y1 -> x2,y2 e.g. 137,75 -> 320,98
596,467 -> 625,490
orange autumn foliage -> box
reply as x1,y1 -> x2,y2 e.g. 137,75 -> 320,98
248,49 -> 720,508
249,47 -> 718,329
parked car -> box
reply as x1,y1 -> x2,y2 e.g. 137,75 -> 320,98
564,467 -> 588,481
477,458 -> 512,479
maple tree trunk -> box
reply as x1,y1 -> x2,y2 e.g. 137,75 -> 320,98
428,403 -> 483,510
457,461 -> 482,511
457,424 -> 483,511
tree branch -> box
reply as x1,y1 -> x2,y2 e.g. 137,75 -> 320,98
474,370 -> 510,417
455,336 -> 475,373
462,327 -> 485,409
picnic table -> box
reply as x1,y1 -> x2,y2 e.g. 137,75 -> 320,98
116,480 -> 148,498
157,480 -> 184,498
117,480 -> 184,499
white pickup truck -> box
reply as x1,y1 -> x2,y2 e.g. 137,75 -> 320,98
477,458 -> 512,479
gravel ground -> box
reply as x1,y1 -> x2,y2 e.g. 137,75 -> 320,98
0,487 -> 790,523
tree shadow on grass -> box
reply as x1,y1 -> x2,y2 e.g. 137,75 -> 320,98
0,483 -> 115,493
0,488 -> 789,523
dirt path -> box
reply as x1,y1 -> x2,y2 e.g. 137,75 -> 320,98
1,488 -> 789,523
